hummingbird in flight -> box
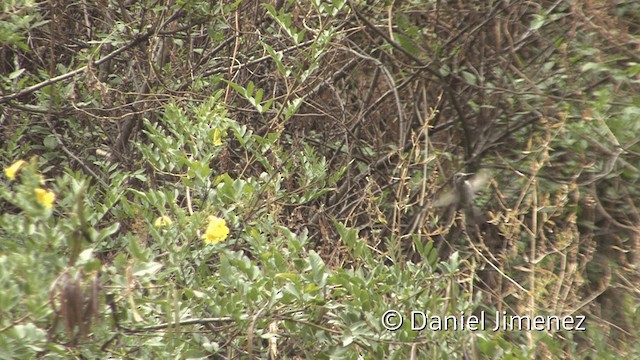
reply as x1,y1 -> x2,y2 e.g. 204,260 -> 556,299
434,171 -> 490,223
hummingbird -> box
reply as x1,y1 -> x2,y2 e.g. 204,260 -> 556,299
434,171 -> 490,224
434,171 -> 502,302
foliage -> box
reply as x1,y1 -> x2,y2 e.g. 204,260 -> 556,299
1,0 -> 640,359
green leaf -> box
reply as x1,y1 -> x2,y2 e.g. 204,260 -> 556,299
461,71 -> 476,85
96,222 -> 120,243
308,250 -> 325,276
133,261 -> 163,278
393,32 -> 418,57
530,14 -> 546,30
43,135 -> 57,149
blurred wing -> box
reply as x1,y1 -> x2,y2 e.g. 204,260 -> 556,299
433,190 -> 458,207
468,171 -> 490,193
433,171 -> 490,207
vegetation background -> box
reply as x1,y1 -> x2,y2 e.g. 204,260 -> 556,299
1,0 -> 639,358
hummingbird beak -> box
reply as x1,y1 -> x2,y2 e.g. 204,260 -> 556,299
453,172 -> 474,184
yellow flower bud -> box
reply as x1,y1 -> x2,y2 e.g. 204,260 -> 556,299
154,216 -> 173,228
212,128 -> 224,146
4,160 -> 26,180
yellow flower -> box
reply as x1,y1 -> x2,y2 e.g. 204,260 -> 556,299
4,160 -> 26,180
154,215 -> 173,228
35,188 -> 56,209
212,128 -> 223,146
203,215 -> 229,244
